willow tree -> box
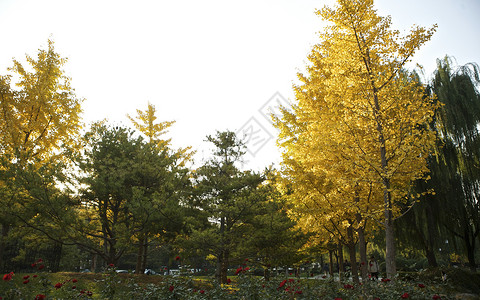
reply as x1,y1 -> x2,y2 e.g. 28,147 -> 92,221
274,0 -> 437,278
426,58 -> 480,270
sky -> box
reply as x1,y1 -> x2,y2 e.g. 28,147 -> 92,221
1,0 -> 479,171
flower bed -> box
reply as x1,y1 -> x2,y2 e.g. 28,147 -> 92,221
1,261 -> 478,299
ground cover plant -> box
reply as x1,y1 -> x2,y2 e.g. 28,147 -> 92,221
2,261 -> 478,299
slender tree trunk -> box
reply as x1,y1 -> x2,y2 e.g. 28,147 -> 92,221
464,228 -> 477,271
385,208 -> 396,279
135,236 -> 145,274
141,237 -> 148,272
216,217 -> 229,284
221,249 -> 229,283
91,253 -> 97,272
50,242 -> 62,272
356,216 -> 368,282
373,89 -> 397,279
338,242 -> 345,282
135,235 -> 148,274
425,202 -> 438,267
347,225 -> 360,285
0,224 -> 9,272
383,177 -> 397,278
264,267 -> 271,281
329,249 -> 334,277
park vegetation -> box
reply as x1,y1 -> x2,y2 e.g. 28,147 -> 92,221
1,0 -> 479,298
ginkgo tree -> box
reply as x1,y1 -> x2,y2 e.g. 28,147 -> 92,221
274,0 -> 437,278
0,40 -> 83,270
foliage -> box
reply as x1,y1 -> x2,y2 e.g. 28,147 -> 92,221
0,39 -> 83,273
273,0 -> 437,278
187,131 -> 265,284
67,123 -> 189,265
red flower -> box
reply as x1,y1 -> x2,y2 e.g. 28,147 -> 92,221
279,279 -> 287,288
3,272 -> 13,281
418,283 -> 425,288
23,275 -> 30,280
108,263 -> 115,267
38,265 -> 45,270
244,267 -> 250,271
35,295 -> 46,300
72,278 -> 78,283
86,291 -> 93,296
72,286 -> 76,289
361,262 -> 366,265
31,263 -> 37,267
33,275 -> 38,278
23,280 -> 29,284
227,278 -> 232,284
401,292 -> 410,298
244,258 -> 249,262
335,298 -> 343,300
235,267 -> 243,275
55,282 -> 63,289
381,278 -> 391,282
295,290 -> 303,294
288,278 -> 294,282
169,285 -> 174,292
199,290 -> 205,294
432,295 -> 441,300
343,284 -> 354,289
175,256 -> 181,261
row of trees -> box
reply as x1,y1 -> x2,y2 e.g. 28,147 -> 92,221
0,0 -> 479,285
273,0 -> 479,281
0,42 -> 304,284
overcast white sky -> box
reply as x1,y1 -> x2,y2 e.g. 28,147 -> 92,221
1,0 -> 479,171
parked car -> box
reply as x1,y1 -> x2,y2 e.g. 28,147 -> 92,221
144,269 -> 156,275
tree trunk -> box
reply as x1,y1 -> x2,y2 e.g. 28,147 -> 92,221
216,249 -> 229,284
91,253 -> 97,272
141,237 -> 148,272
464,228 -> 477,271
347,225 -> 360,285
264,267 -> 271,281
329,249 -> 334,277
385,208 -> 396,279
135,236 -> 145,274
338,242 -> 345,282
216,217 -> 229,284
356,214 -> 368,282
0,224 -> 9,272
425,201 -> 438,267
373,90 -> 397,279
50,242 -> 62,272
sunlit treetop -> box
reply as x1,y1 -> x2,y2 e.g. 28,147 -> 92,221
0,39 -> 83,164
